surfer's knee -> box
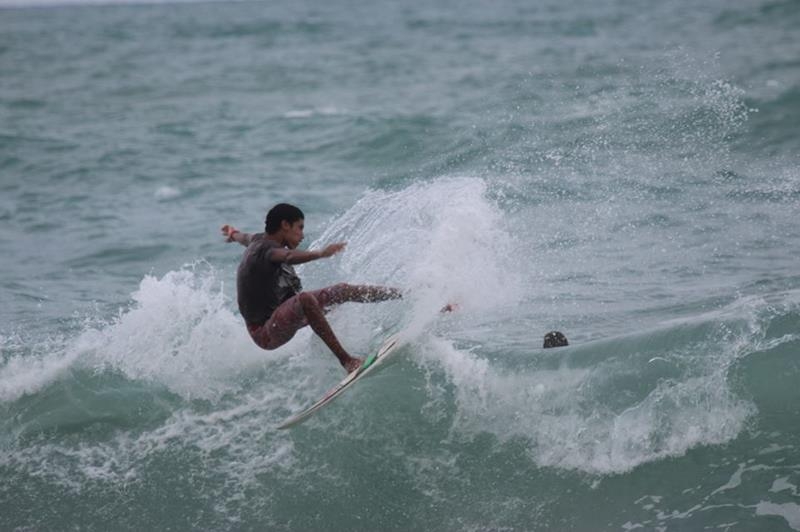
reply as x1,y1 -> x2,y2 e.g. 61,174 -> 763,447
327,283 -> 352,302
297,291 -> 319,309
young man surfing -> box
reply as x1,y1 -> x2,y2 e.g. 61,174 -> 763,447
221,203 -> 402,374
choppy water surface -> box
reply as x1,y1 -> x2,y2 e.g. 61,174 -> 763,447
2,0 -> 799,530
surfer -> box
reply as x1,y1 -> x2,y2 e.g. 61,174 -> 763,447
221,203 -> 402,374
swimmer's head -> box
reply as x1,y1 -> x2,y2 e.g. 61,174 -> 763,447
543,331 -> 569,348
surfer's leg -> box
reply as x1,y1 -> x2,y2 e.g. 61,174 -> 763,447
248,296 -> 307,350
296,291 -> 363,373
315,283 -> 402,307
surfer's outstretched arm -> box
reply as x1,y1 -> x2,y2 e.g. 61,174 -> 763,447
269,242 -> 347,265
221,224 -> 255,246
221,225 -> 345,265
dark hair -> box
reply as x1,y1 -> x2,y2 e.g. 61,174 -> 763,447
543,331 -> 569,348
265,203 -> 304,234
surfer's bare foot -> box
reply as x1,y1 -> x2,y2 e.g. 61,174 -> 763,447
343,356 -> 363,374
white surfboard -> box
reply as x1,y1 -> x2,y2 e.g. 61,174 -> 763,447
277,333 -> 403,429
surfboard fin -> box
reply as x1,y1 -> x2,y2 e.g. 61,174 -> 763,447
357,353 -> 379,375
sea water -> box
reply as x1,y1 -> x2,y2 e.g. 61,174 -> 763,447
1,0 -> 799,530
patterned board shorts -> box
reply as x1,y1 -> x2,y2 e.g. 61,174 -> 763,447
246,284 -> 345,350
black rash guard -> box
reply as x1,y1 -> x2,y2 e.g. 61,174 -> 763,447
236,234 -> 302,327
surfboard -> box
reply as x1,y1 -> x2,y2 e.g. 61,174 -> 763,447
277,333 -> 403,429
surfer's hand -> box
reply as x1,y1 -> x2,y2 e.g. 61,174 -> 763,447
221,224 -> 239,243
320,242 -> 346,258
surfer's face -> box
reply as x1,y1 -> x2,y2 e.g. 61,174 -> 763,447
284,219 -> 305,249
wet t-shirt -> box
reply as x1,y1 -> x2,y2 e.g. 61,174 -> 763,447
236,234 -> 302,326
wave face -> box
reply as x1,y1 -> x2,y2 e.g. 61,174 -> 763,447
2,0 -> 800,530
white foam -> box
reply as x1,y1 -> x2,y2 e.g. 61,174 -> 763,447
154,185 -> 181,201
770,477 -> 798,495
756,502 -> 800,531
0,335 -> 82,402
416,333 -> 755,475
0,264 -> 288,404
284,106 -> 345,119
78,264 -> 286,400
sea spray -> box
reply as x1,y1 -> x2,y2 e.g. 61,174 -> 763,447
79,264 -> 261,401
307,176 -> 524,340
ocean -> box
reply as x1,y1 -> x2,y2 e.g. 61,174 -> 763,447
1,0 -> 799,530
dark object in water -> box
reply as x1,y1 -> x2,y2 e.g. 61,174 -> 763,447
543,331 -> 569,348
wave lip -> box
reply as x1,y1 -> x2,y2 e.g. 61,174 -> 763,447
0,264 -> 266,406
